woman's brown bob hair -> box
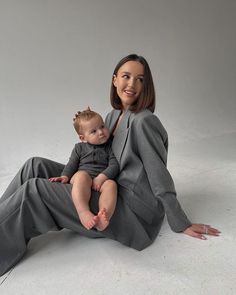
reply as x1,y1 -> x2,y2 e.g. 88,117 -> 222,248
110,54 -> 156,113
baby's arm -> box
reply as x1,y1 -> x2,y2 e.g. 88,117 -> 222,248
92,146 -> 119,191
49,144 -> 81,184
49,175 -> 69,183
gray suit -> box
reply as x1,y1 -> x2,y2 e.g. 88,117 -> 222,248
106,109 -> 191,231
0,109 -> 191,277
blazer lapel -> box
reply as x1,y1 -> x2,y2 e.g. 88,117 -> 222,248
106,110 -> 121,134
112,111 -> 132,163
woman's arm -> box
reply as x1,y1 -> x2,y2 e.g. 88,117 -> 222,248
134,113 -> 220,239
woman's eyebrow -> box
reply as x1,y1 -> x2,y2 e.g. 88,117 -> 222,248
121,71 -> 144,77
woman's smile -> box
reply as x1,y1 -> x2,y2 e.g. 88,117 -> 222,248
124,89 -> 136,97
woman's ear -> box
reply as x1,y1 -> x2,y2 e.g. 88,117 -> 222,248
113,75 -> 117,87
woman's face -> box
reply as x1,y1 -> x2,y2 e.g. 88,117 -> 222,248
113,61 -> 144,110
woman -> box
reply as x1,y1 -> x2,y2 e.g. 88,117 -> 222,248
0,54 -> 220,276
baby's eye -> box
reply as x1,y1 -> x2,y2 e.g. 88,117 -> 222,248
101,124 -> 105,129
91,129 -> 96,134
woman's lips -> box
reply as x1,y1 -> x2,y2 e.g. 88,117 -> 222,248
124,90 -> 136,96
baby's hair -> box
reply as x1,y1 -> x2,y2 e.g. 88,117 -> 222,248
73,107 -> 101,134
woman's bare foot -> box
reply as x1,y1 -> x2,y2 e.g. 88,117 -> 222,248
96,208 -> 109,231
78,210 -> 98,230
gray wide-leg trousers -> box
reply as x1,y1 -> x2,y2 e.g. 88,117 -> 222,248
0,157 -> 160,276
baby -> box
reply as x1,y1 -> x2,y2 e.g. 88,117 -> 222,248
49,108 -> 119,231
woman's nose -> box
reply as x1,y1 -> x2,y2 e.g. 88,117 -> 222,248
128,78 -> 135,87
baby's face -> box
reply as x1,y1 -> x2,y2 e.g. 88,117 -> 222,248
79,115 -> 110,145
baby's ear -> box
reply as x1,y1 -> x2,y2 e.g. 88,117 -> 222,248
79,134 -> 86,142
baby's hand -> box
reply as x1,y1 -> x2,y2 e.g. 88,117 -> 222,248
49,176 -> 69,183
92,174 -> 108,191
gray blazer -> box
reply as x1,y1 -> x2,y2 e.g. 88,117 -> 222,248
105,109 -> 191,232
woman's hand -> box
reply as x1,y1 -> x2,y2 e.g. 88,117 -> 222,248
183,224 -> 221,240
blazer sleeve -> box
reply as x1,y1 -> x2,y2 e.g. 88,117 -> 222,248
134,114 -> 192,232
61,144 -> 81,179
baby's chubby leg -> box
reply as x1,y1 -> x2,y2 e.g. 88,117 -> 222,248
96,180 -> 117,231
70,171 -> 97,230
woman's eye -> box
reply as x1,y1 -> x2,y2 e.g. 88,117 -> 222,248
122,75 -> 129,79
137,77 -> 143,83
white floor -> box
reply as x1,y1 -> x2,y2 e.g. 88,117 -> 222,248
0,133 -> 235,295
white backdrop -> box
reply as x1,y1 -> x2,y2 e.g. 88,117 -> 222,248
1,0 -> 236,176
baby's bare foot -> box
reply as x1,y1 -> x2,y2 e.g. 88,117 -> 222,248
96,208 -> 109,231
79,210 -> 97,230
